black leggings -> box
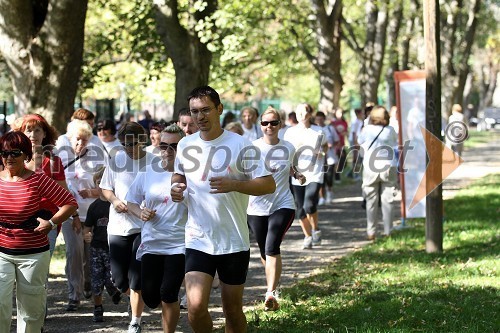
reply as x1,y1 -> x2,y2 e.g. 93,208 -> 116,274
292,182 -> 321,220
247,208 -> 295,260
108,233 -> 142,292
141,253 -> 185,308
322,163 -> 334,188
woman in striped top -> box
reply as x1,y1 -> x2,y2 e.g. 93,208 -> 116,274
0,131 -> 78,333
13,113 -> 69,256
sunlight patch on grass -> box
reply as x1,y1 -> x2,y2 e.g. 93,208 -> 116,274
244,174 -> 500,333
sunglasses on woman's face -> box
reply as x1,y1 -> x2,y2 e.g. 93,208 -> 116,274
97,127 -> 111,131
0,150 -> 23,158
261,120 -> 280,127
159,142 -> 178,151
120,141 -> 140,147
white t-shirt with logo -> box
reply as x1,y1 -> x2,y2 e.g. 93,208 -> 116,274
283,124 -> 326,185
174,130 -> 271,255
247,139 -> 296,216
125,162 -> 187,259
100,150 -> 157,236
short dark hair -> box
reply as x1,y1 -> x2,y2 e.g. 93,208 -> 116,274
117,122 -> 146,141
178,108 -> 191,118
150,121 -> 167,133
96,119 -> 117,135
315,111 -> 326,118
0,131 -> 33,161
187,86 -> 221,107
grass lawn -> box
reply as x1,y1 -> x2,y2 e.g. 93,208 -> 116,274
240,174 -> 499,333
464,128 -> 499,148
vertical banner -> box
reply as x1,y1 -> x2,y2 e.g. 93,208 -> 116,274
394,70 -> 426,219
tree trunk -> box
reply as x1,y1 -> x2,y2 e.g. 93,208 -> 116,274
440,0 -> 481,117
400,0 -> 420,70
153,0 -> 215,119
385,0 -> 403,107
310,0 -> 343,112
424,0 -> 443,254
318,70 -> 342,112
479,59 -> 498,110
0,0 -> 88,132
358,0 -> 389,106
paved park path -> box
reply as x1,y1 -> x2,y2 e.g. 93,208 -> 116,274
38,131 -> 499,333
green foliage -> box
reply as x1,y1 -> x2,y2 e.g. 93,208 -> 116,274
210,0 -> 313,97
238,174 -> 500,333
78,0 -> 499,112
80,0 -> 167,102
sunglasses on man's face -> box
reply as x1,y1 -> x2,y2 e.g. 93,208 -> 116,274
0,150 -> 23,158
159,142 -> 178,151
260,120 -> 281,127
120,141 -> 140,147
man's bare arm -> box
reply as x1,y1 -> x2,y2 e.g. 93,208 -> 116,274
209,175 -> 276,195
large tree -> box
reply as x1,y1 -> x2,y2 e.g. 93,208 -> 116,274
291,0 -> 343,112
342,0 -> 391,106
0,0 -> 88,131
440,0 -> 481,116
153,0 -> 217,118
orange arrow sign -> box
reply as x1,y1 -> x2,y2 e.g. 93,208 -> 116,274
409,126 -> 463,209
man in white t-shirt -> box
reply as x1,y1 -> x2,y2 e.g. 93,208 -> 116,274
171,86 -> 276,333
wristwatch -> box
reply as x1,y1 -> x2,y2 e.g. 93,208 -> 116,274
48,219 -> 57,230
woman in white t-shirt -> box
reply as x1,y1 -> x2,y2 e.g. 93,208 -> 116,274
126,124 -> 187,333
58,119 -> 103,310
100,122 -> 157,332
247,107 -> 305,312
283,103 -> 328,250
358,106 -> 398,240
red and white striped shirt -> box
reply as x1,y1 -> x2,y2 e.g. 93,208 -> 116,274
0,172 -> 77,255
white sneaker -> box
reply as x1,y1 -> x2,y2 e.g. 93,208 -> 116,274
318,197 -> 326,206
303,236 -> 313,249
264,290 -> 280,311
128,323 -> 142,333
312,230 -> 322,245
326,192 -> 333,203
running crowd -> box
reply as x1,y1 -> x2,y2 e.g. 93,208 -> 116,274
0,86 -> 401,333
